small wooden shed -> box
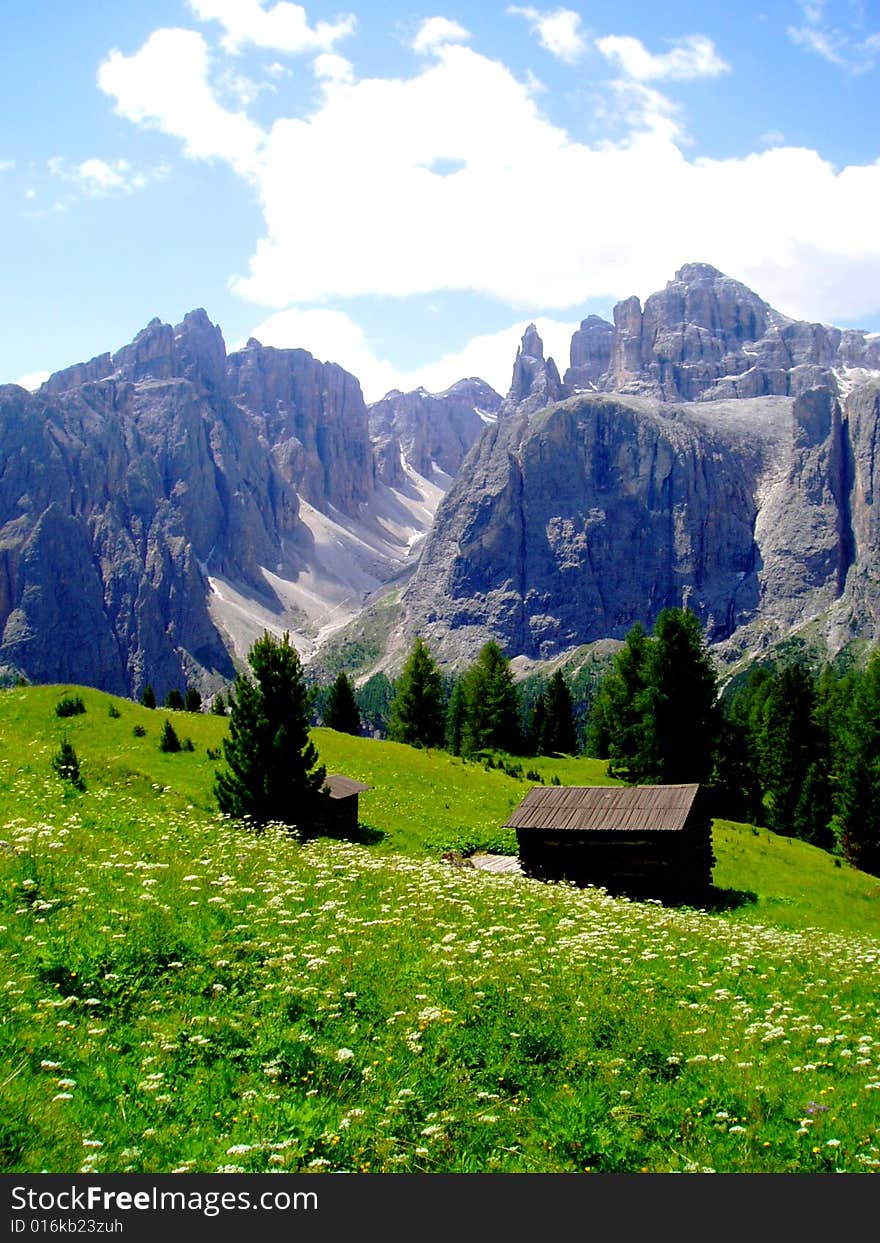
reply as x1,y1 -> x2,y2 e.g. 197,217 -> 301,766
505,784 -> 714,901
319,773 -> 372,837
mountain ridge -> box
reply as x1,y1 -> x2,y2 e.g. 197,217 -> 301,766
2,263 -> 879,694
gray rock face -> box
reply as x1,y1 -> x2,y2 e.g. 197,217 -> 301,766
564,315 -> 614,390
226,341 -> 375,514
403,393 -> 771,662
368,378 -> 502,486
397,264 -> 880,669
0,310 -> 383,697
403,367 -> 880,667
574,263 -> 880,403
505,324 -> 564,413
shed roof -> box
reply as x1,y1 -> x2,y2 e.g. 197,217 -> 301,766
323,774 -> 373,800
505,784 -> 700,833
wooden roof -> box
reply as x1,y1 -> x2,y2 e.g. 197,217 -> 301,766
323,773 -> 372,800
505,784 -> 700,833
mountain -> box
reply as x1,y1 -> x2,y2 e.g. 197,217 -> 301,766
399,265 -> 880,669
2,262 -> 879,694
0,313 -> 496,697
564,262 -> 880,401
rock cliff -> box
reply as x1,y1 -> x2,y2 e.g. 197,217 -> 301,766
563,263 -> 880,403
3,263 -> 880,692
400,271 -> 880,667
368,379 -> 501,486
0,311 -> 378,697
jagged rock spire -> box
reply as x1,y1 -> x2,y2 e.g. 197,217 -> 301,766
505,323 -> 564,413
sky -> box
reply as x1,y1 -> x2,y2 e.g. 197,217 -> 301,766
2,1 -> 879,400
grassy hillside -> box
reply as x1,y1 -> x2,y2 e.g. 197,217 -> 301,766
1,685 -> 878,1174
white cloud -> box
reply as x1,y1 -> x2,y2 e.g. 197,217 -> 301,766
15,370 -> 50,391
597,80 -> 685,143
412,17 -> 471,55
595,33 -> 729,81
46,155 -> 166,198
101,29 -> 880,327
508,6 -> 587,64
98,29 -> 266,175
187,0 -> 354,55
788,1 -> 880,73
245,307 -> 579,400
0,159 -> 14,172
313,52 -> 354,83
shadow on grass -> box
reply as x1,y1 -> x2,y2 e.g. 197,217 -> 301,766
695,884 -> 759,912
321,821 -> 386,846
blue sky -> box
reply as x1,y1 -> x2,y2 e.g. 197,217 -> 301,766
2,1 -> 879,398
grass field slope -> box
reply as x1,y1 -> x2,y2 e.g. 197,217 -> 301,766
1,686 -> 878,1173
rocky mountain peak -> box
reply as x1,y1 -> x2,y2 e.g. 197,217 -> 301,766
567,262 -> 880,403
369,376 -> 502,485
506,323 -> 564,412
565,315 -> 614,391
673,261 -> 726,283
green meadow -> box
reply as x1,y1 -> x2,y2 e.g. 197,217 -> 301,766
1,685 -> 878,1173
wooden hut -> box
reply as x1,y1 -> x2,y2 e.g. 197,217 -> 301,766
319,774 -> 372,838
505,784 -> 714,901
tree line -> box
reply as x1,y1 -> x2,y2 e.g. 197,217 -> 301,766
208,614 -> 880,877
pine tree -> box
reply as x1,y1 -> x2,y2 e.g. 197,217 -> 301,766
445,679 -> 468,755
542,669 -> 577,755
140,684 -> 156,710
184,687 -> 202,713
165,688 -> 185,711
211,692 -> 227,716
587,622 -> 648,776
214,631 -> 327,833
762,664 -> 818,837
588,611 -> 720,785
837,655 -> 880,875
52,738 -> 84,790
325,671 -> 361,735
159,719 -> 181,753
462,641 -> 521,755
526,694 -> 548,756
388,637 -> 445,748
637,608 -> 721,785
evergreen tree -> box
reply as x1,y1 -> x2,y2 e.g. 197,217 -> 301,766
164,688 -> 185,711
140,684 -> 156,710
526,694 -> 548,756
388,638 -> 445,748
587,622 -> 648,775
462,641 -> 521,755
637,608 -> 721,785
184,687 -> 202,713
214,631 -> 327,833
52,738 -> 84,790
837,655 -> 880,876
325,671 -> 361,735
762,664 -> 818,837
211,692 -> 227,716
587,611 -> 720,785
159,719 -> 181,753
356,673 -> 395,737
542,669 -> 577,755
722,666 -> 774,819
445,679 -> 468,756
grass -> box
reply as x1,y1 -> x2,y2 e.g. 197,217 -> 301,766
0,684 -> 878,1174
